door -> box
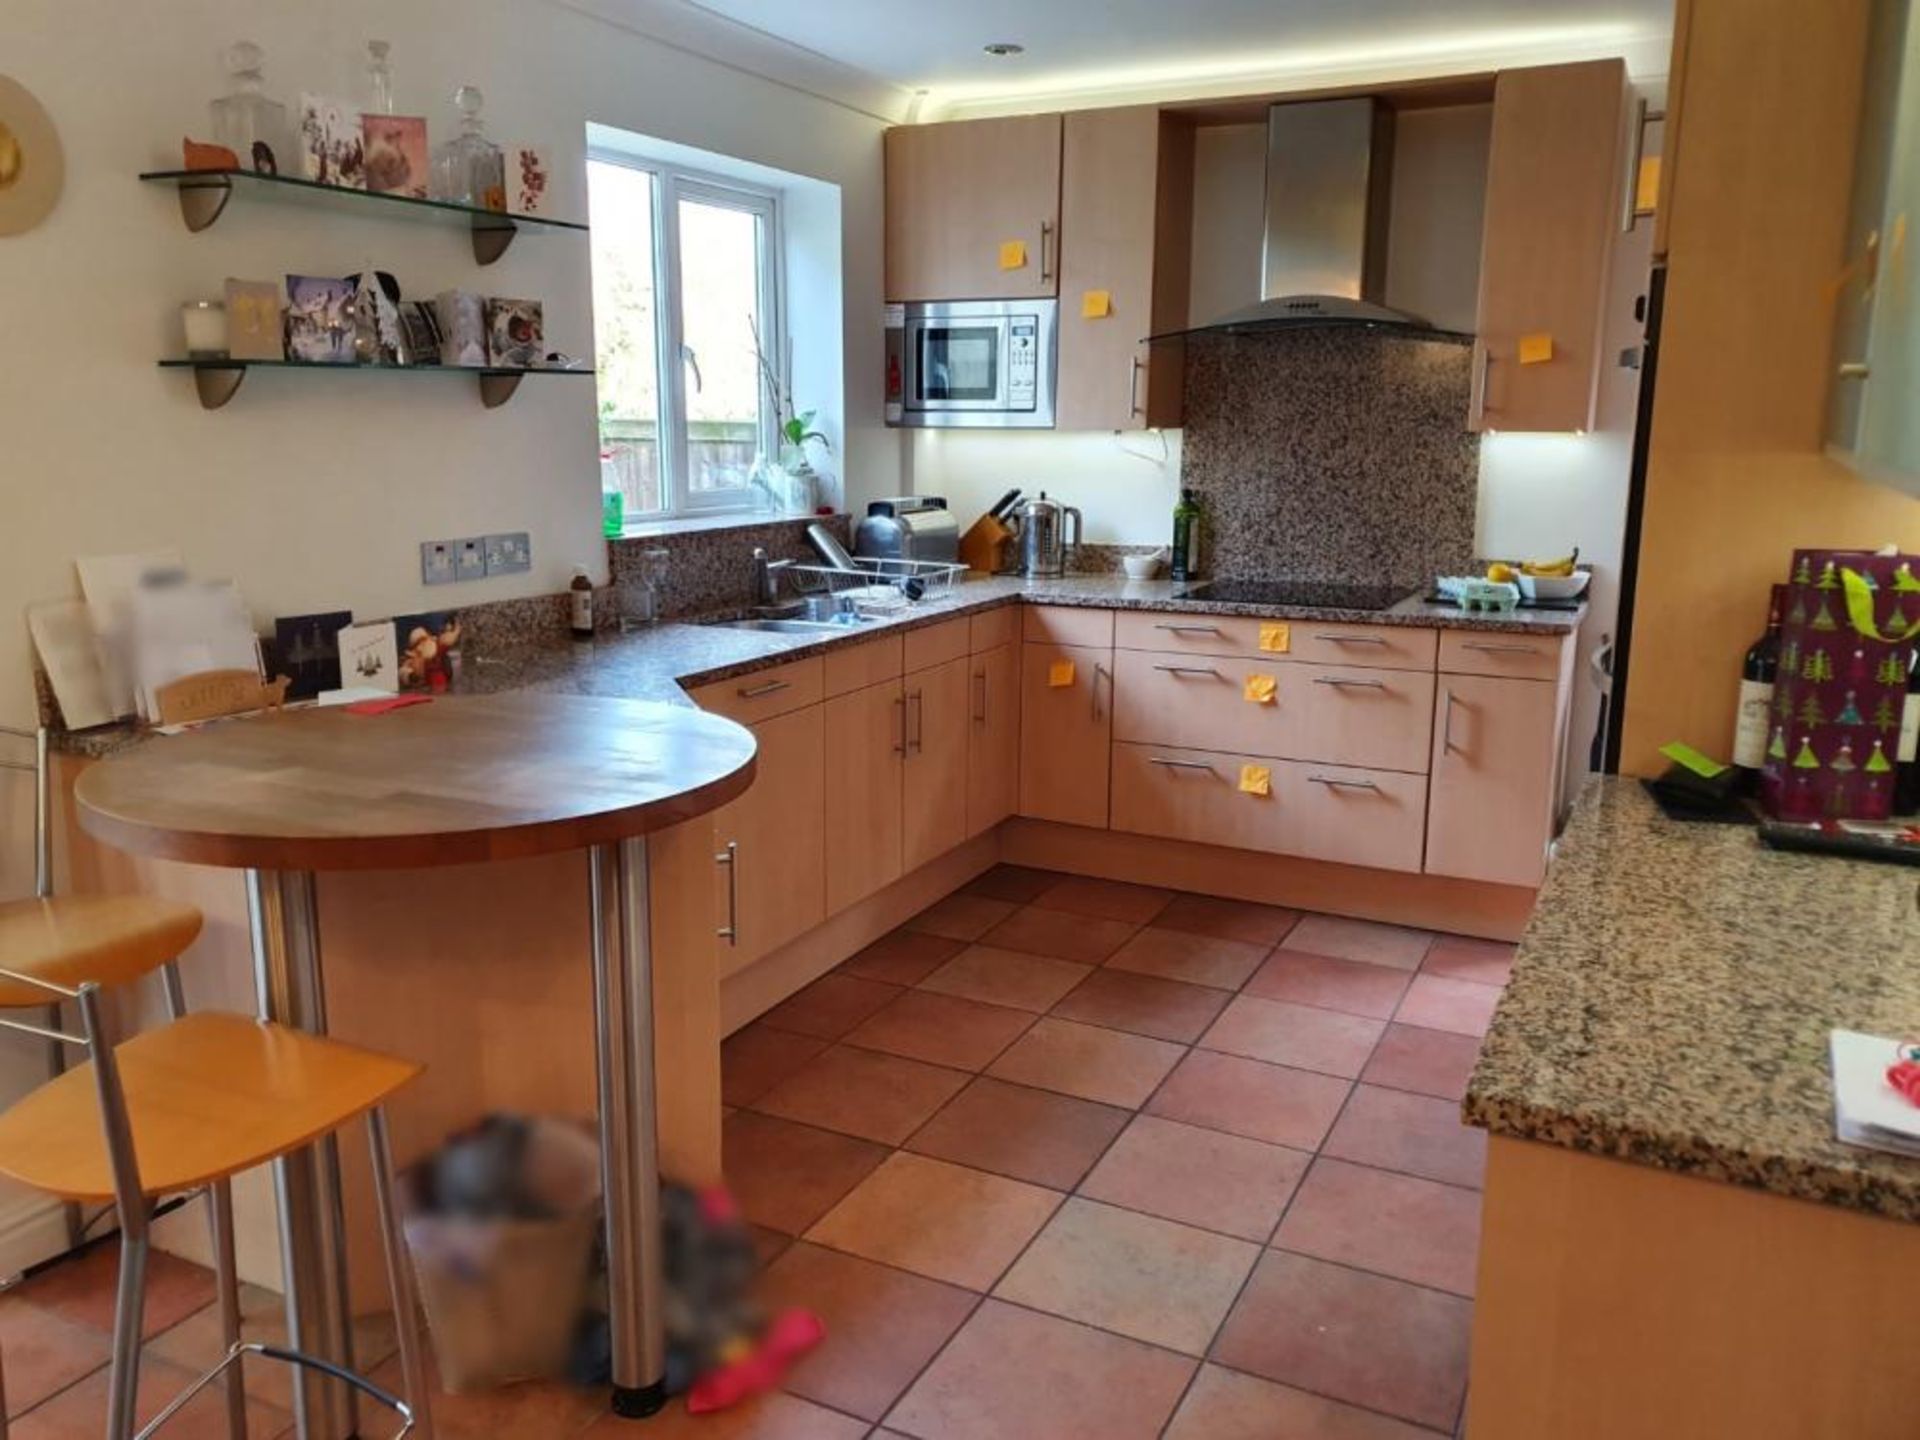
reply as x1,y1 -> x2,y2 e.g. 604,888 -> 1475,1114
967,642 -> 1021,836
885,114 -> 1063,302
712,704 -> 825,974
825,679 -> 905,911
1019,642 -> 1112,829
904,656 -> 971,870
1425,674 -> 1561,887
1471,59 -> 1627,433
1055,107 -> 1193,430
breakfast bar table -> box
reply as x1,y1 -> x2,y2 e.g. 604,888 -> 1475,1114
72,693 -> 757,1438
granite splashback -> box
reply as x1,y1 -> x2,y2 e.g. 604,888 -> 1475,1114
1181,329 -> 1479,587
608,514 -> 850,620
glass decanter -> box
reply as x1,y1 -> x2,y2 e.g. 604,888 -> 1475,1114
209,40 -> 291,172
430,85 -> 505,210
363,40 -> 395,116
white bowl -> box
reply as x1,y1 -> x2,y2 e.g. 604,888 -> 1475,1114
1121,551 -> 1165,580
1517,570 -> 1592,601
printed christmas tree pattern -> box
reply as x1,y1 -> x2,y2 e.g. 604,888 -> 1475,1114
1817,561 -> 1840,590
1794,556 -> 1813,585
1792,736 -> 1821,770
1894,561 -> 1920,593
1866,739 -> 1894,774
1768,726 -> 1788,762
1801,648 -> 1834,683
1879,653 -> 1908,686
1873,694 -> 1902,733
1810,596 -> 1838,632
1836,690 -> 1864,725
1798,692 -> 1826,728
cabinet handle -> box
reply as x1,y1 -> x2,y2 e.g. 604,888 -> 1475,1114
1127,356 -> 1144,416
1093,662 -> 1110,722
1837,361 -> 1870,379
1152,664 -> 1223,678
1312,676 -> 1386,690
1040,219 -> 1054,282
973,668 -> 988,723
1154,622 -> 1221,634
1470,344 -> 1494,426
714,840 -> 739,946
1442,687 -> 1459,754
908,689 -> 924,753
736,679 -> 790,699
1461,641 -> 1539,655
893,694 -> 906,754
1308,775 -> 1381,792
1313,632 -> 1385,646
1148,756 -> 1217,773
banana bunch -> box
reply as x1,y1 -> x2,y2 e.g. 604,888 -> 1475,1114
1487,547 -> 1578,583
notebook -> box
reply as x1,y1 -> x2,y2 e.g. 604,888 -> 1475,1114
1829,1029 -> 1920,1159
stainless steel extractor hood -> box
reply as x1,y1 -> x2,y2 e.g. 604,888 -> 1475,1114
1155,97 -> 1461,341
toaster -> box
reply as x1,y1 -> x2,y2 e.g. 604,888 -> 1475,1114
853,496 -> 960,563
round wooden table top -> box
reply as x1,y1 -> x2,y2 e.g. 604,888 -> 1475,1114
74,693 -> 757,872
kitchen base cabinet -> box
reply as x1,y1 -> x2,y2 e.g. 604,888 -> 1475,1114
903,655 -> 971,871
712,704 -> 826,976
825,679 -> 906,912
1019,642 -> 1112,828
967,641 -> 1020,837
1425,674 -> 1561,887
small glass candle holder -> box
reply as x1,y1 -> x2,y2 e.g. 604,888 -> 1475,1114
181,301 -> 229,359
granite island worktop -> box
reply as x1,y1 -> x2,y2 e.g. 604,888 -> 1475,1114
1465,777 -> 1920,1222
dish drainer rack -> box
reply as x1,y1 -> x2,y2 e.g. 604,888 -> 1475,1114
784,558 -> 969,614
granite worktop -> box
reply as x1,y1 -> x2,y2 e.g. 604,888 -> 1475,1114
1465,777 -> 1920,1223
48,574 -> 1583,758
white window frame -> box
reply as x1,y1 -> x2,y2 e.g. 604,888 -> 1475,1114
589,151 -> 785,519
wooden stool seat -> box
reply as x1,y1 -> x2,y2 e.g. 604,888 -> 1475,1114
0,894 -> 203,1006
0,1011 -> 421,1202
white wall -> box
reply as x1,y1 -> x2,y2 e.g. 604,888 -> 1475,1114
905,428 -> 1184,545
0,0 -> 896,733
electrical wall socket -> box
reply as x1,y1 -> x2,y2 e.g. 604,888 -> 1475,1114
484,532 -> 532,577
420,540 -> 458,586
455,537 -> 488,582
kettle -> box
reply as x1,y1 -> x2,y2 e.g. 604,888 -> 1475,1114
1016,492 -> 1083,578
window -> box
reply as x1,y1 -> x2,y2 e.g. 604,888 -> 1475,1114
589,155 -> 782,520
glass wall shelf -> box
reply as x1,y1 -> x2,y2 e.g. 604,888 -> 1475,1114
158,357 -> 596,410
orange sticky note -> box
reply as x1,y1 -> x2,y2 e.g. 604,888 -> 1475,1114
1239,764 -> 1272,797
998,239 -> 1028,271
1243,673 -> 1276,705
1080,289 -> 1112,319
1518,332 -> 1554,365
1258,623 -> 1290,654
1048,659 -> 1076,688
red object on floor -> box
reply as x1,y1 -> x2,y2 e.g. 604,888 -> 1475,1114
684,1308 -> 826,1415
344,695 -> 434,716
698,1185 -> 742,1226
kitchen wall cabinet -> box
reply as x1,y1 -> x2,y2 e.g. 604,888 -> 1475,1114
885,114 -> 1063,302
903,655 -> 972,870
967,641 -> 1021,836
824,678 -> 906,912
712,704 -> 826,975
1425,673 -> 1562,887
1055,107 -> 1195,431
1470,58 -> 1627,433
1019,641 -> 1113,828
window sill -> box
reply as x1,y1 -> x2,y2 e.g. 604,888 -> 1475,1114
611,510 -> 841,543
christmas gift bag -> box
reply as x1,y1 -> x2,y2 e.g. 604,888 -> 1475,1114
1763,548 -> 1920,820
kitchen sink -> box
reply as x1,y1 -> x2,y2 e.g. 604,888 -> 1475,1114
716,616 -> 876,634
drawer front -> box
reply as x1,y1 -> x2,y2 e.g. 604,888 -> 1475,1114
1285,664 -> 1435,773
822,633 -> 905,697
904,615 -> 970,672
968,606 -> 1018,653
1115,611 -> 1436,671
688,656 -> 824,724
1288,622 -> 1437,672
1114,611 -> 1264,658
1438,629 -> 1566,680
1111,743 -> 1426,873
1023,604 -> 1114,648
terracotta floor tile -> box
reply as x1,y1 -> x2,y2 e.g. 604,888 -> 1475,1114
995,1197 -> 1257,1355
906,893 -> 1018,942
1032,875 -> 1174,925
1200,995 -> 1385,1079
18,1243 -> 217,1340
844,989 -> 1035,1071
1285,915 -> 1435,971
1274,1158 -> 1482,1297
0,1295 -> 111,1418
1104,926 -> 1269,990
760,1243 -> 976,1422
1360,1024 -> 1484,1102
886,1299 -> 1195,1440
985,1017 -> 1184,1108
146,1280 -> 398,1413
1421,934 -> 1517,987
961,864 -> 1065,904
721,1111 -> 889,1236
720,1023 -> 830,1107
1245,950 -> 1413,1020
761,973 -> 904,1040
12,1352 -> 290,1440
1211,1250 -> 1472,1431
838,928 -> 967,986
904,1077 -> 1130,1190
1166,1362 -> 1439,1440
1049,967 -> 1229,1043
1394,975 -> 1502,1038
1147,1050 -> 1351,1150
750,1224 -> 792,1268
579,1391 -> 865,1438
1154,893 -> 1301,947
807,1153 -> 1060,1290
1080,1114 -> 1310,1242
1323,1085 -> 1488,1190
918,945 -> 1092,1013
979,906 -> 1139,963
753,1045 -> 969,1146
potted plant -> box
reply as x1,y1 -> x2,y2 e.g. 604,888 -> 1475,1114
750,318 -> 831,513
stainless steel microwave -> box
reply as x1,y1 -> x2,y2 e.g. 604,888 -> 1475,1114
884,298 -> 1057,428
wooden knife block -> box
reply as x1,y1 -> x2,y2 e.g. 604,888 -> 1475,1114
959,515 -> 1013,575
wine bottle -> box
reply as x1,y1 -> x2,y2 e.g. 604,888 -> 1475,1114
1730,584 -> 1786,794
1895,642 -> 1920,816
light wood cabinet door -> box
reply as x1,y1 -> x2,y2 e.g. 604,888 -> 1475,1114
1425,674 -> 1561,887
1018,642 -> 1112,829
824,679 -> 905,912
1471,59 -> 1627,433
1055,107 -> 1194,430
885,114 -> 1063,302
967,642 -> 1020,836
903,656 -> 971,871
713,705 -> 825,975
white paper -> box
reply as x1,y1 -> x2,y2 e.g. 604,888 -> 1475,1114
75,550 -> 184,718
1829,1029 -> 1920,1154
26,599 -> 115,730
335,623 -> 399,693
128,579 -> 261,721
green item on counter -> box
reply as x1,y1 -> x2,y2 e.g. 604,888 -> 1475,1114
1659,741 -> 1731,779
1171,488 -> 1202,582
601,487 -> 624,539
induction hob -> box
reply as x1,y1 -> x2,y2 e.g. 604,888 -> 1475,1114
1175,579 -> 1413,611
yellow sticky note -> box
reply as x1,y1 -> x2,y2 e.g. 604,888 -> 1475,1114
1518,332 -> 1554,365
998,239 -> 1028,271
1258,623 -> 1290,654
1244,673 -> 1277,705
1239,764 -> 1272,797
1080,289 -> 1112,319
1048,659 -> 1076,688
